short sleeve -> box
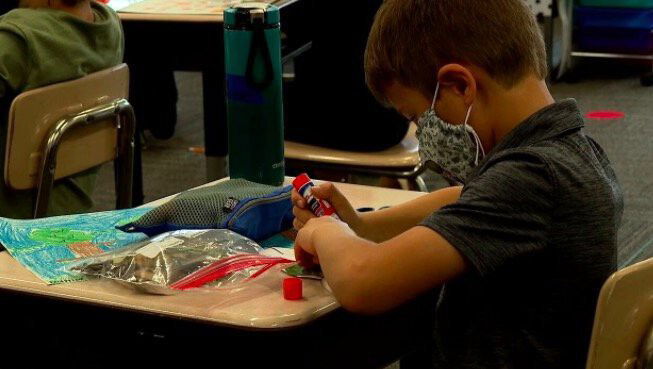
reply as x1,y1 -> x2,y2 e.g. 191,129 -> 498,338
421,152 -> 556,276
0,28 -> 29,99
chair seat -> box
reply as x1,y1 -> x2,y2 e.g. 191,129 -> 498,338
285,124 -> 419,168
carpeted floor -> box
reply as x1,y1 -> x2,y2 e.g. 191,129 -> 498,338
93,61 -> 653,268
553,64 -> 653,267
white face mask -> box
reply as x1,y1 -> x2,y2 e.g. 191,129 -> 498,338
415,83 -> 485,184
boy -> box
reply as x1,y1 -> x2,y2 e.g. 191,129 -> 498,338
291,0 -> 623,368
0,0 -> 123,218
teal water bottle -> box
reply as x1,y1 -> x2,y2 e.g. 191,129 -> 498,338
224,3 -> 285,186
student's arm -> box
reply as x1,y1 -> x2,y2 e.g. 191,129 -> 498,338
294,216 -> 466,314
292,183 -> 462,243
0,30 -> 29,99
357,186 -> 462,242
295,156 -> 555,314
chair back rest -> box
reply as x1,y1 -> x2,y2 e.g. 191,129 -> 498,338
5,63 -> 129,190
586,257 -> 653,369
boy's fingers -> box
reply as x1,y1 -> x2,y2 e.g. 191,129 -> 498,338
291,190 -> 305,208
312,183 -> 353,214
293,206 -> 315,224
294,246 -> 316,268
293,218 -> 304,231
310,182 -> 335,200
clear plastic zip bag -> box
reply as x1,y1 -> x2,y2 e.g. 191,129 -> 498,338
69,229 -> 293,295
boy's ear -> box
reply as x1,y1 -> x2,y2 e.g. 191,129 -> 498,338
437,64 -> 477,106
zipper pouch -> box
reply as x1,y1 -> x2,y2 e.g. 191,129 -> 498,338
169,253 -> 292,291
118,179 -> 294,242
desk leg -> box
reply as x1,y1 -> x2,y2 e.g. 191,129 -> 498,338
202,69 -> 228,181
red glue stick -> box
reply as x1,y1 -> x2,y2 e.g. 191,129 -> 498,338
292,174 -> 339,218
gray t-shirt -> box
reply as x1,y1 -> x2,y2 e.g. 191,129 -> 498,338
421,99 -> 623,369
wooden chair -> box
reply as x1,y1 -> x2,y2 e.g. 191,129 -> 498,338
4,63 -> 136,218
586,257 -> 653,369
284,124 -> 427,191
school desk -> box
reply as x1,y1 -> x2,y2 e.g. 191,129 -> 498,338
0,179 -> 434,368
115,0 -> 312,205
112,0 -> 273,22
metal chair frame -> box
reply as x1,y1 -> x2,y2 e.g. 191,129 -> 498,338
285,158 -> 428,192
33,99 -> 136,218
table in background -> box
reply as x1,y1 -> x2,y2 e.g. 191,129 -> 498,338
117,0 -> 312,205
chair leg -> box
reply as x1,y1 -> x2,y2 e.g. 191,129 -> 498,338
411,175 -> 428,192
116,103 -> 136,209
34,162 -> 56,218
34,116 -> 70,218
115,155 -> 134,210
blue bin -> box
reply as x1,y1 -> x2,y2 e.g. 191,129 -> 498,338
577,0 -> 653,7
574,6 -> 653,54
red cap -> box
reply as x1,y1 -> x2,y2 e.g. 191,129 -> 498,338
283,277 -> 303,300
292,173 -> 312,192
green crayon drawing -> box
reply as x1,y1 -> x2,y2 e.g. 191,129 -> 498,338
0,207 -> 152,284
30,228 -> 94,245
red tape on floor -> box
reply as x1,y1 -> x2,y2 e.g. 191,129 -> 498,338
586,111 -> 625,120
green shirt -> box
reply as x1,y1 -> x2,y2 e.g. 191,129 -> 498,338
0,2 -> 123,218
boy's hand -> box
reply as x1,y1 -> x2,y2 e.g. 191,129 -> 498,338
291,182 -> 362,234
294,216 -> 354,268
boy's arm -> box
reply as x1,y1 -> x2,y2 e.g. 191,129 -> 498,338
295,156 -> 556,314
357,185 -> 462,242
292,184 -> 462,243
295,216 -> 466,314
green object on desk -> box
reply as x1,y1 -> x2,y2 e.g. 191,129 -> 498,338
283,263 -> 323,280
224,3 -> 284,186
29,229 -> 93,244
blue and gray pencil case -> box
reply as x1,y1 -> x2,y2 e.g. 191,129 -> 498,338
118,179 -> 293,242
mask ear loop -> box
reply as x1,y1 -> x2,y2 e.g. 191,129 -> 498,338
472,131 -> 485,165
430,83 -> 440,111
462,105 -> 486,165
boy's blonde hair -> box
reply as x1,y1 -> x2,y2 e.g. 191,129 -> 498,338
364,0 -> 547,105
